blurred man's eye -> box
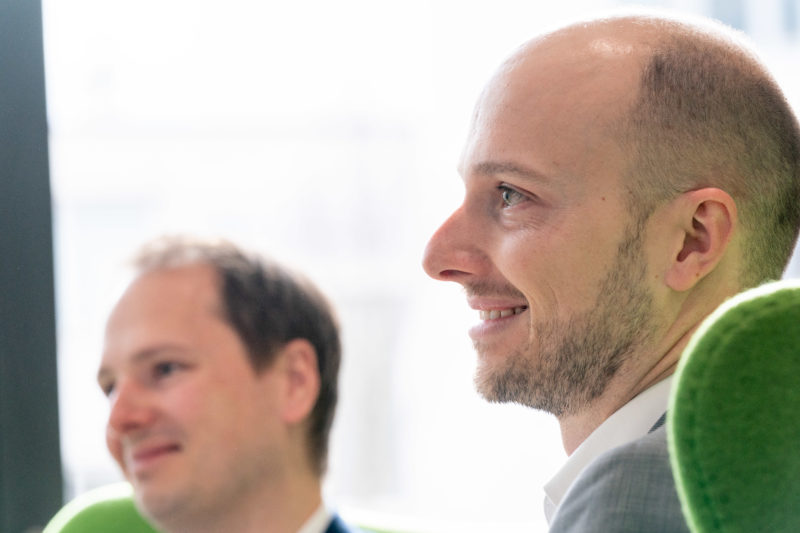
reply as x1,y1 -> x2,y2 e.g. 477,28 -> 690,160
154,361 -> 182,378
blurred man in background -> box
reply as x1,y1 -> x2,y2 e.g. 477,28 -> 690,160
98,236 -> 353,533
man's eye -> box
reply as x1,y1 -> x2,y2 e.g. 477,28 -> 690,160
154,362 -> 181,378
499,185 -> 527,207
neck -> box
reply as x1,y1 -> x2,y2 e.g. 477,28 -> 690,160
160,471 -> 323,533
555,261 -> 743,454
556,311 -> 705,455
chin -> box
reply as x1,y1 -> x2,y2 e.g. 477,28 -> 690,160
473,357 -> 507,402
473,342 -> 546,408
135,482 -> 184,522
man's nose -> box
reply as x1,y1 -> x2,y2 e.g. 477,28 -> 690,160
106,379 -> 155,437
422,205 -> 488,282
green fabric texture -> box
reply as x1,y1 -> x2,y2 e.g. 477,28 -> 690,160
668,280 -> 800,533
43,482 -> 420,533
43,483 -> 159,533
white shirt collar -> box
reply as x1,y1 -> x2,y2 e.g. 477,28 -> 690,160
297,503 -> 333,533
543,376 -> 673,524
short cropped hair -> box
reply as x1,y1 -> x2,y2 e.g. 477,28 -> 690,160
619,17 -> 800,287
133,236 -> 341,476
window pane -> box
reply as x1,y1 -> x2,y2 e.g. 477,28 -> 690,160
44,1 -> 800,531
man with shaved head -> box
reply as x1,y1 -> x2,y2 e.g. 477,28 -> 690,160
423,12 -> 800,532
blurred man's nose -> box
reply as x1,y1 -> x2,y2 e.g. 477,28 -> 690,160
106,378 -> 155,437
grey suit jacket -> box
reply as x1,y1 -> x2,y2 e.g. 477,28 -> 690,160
548,418 -> 689,532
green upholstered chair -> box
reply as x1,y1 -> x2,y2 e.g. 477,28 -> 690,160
43,482 -> 159,533
668,280 -> 800,533
43,482 -> 421,533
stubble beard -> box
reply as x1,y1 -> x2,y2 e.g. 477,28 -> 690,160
473,223 -> 655,417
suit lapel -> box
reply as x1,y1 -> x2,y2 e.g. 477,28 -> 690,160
323,514 -> 350,533
649,412 -> 667,432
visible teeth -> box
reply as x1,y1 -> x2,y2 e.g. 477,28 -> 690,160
479,306 -> 526,320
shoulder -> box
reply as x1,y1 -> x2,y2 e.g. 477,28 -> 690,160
549,426 -> 689,533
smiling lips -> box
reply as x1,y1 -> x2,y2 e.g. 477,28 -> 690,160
479,306 -> 527,320
128,443 -> 181,475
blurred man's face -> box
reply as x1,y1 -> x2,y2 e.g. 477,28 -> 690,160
98,264 -> 287,526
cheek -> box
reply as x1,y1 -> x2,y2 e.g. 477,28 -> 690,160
498,230 -> 605,310
180,378 -> 251,437
498,233 -> 556,293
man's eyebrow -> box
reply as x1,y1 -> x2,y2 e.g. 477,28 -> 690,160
96,344 -> 187,384
469,161 -> 551,183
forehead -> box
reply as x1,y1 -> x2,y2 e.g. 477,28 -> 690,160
460,25 -> 643,190
102,265 -> 226,362
111,263 -> 221,319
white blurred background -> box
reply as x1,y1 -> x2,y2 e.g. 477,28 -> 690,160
43,1 -> 800,531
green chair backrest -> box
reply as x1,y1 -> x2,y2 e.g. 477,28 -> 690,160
43,482 -> 159,533
668,280 -> 800,533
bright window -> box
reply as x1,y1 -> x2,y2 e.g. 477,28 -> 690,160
44,1 -> 800,531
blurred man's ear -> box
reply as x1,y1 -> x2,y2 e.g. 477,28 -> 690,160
275,339 -> 321,425
664,187 -> 737,292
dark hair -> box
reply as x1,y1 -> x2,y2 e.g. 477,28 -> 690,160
619,17 -> 800,287
134,236 -> 341,476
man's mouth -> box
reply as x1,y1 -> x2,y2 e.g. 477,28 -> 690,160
127,442 -> 181,476
132,443 -> 180,461
479,306 -> 528,320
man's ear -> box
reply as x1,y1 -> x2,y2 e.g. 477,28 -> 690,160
276,339 -> 321,425
664,188 -> 737,292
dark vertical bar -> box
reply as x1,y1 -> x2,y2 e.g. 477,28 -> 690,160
0,1 -> 62,531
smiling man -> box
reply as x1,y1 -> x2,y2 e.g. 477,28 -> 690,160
97,237 -> 352,533
423,12 -> 800,532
